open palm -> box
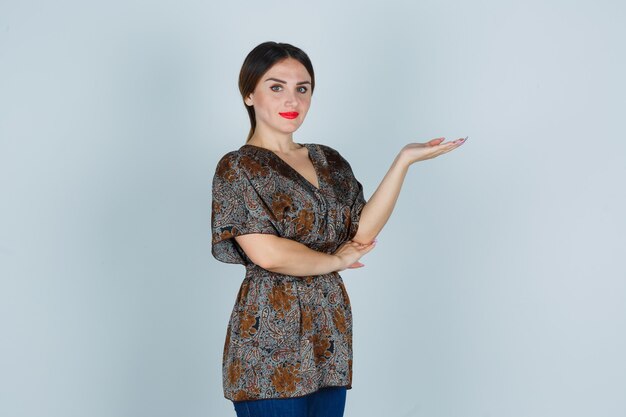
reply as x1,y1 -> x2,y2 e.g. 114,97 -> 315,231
401,137 -> 467,165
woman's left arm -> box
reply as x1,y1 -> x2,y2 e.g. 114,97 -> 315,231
351,136 -> 467,244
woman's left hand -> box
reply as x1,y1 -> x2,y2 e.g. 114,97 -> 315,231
400,137 -> 467,165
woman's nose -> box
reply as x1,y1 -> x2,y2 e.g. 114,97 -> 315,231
284,91 -> 298,107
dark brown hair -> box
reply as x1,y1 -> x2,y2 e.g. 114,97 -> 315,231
239,41 -> 315,142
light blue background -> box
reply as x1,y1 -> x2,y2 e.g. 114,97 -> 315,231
1,1 -> 625,416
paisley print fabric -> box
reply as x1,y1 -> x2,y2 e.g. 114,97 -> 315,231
211,143 -> 366,401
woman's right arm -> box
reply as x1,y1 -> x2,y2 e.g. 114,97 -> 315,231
234,234 -> 376,277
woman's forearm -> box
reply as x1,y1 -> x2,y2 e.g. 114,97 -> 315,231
352,152 -> 411,244
352,137 -> 466,244
234,234 -> 342,276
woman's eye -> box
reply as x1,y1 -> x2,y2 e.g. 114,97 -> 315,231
297,86 -> 308,93
270,85 -> 283,92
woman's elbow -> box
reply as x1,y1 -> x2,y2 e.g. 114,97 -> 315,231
351,227 -> 377,245
251,255 -> 281,271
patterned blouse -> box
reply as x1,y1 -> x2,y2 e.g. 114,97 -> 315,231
211,142 -> 366,401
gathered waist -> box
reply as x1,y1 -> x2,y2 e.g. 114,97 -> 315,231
244,263 -> 340,283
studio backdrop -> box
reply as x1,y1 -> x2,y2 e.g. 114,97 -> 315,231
1,1 -> 625,416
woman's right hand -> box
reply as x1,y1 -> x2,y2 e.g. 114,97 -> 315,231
333,240 -> 377,271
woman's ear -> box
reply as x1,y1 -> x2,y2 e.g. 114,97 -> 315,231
244,94 -> 254,107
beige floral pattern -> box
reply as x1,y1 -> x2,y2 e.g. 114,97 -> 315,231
211,143 -> 366,401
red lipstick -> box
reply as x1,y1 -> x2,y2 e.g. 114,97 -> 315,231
279,112 -> 299,119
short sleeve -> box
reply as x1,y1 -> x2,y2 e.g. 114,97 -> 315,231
319,144 -> 368,242
211,152 -> 279,265
349,178 -> 367,240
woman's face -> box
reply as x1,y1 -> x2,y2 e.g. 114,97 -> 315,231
245,58 -> 312,137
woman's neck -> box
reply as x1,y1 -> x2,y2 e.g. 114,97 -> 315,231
247,130 -> 300,154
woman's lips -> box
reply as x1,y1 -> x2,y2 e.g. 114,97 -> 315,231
279,112 -> 299,119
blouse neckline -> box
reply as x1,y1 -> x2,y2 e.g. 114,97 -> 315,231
241,143 -> 322,191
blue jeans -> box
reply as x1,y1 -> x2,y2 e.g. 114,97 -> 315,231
233,386 -> 347,417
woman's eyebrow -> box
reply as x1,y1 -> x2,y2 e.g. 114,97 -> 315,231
264,77 -> 311,85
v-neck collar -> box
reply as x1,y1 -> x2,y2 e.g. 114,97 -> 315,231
241,142 -> 322,191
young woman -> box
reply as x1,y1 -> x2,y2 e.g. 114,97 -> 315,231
211,41 -> 466,417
